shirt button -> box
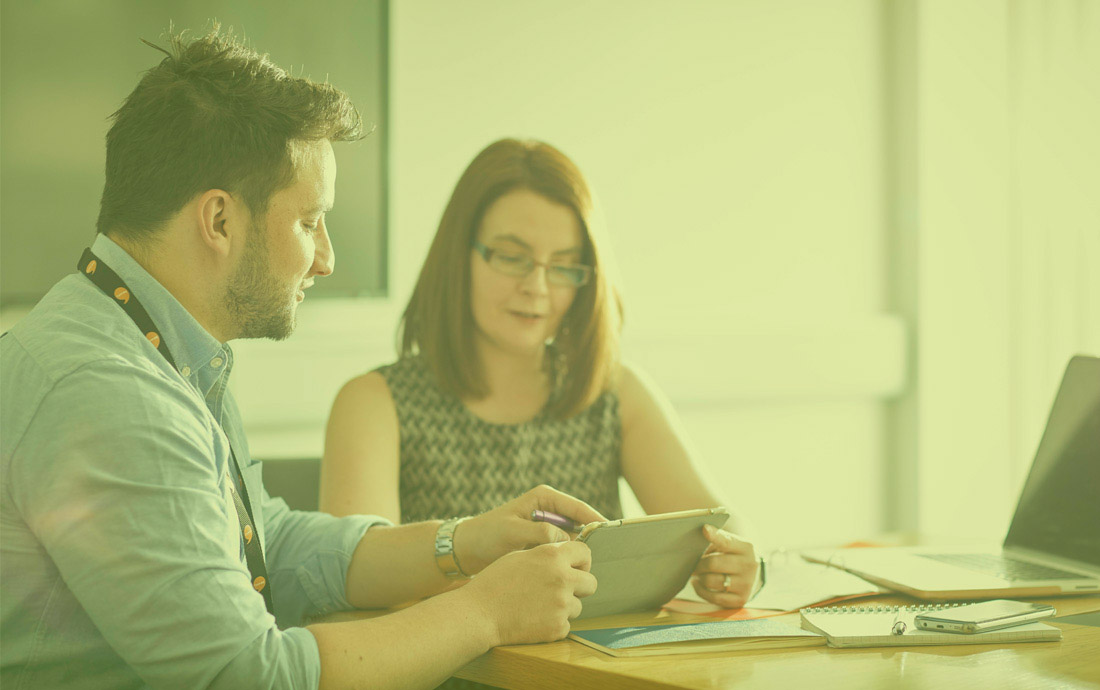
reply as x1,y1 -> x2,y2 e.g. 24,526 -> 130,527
181,365 -> 192,377
210,357 -> 224,369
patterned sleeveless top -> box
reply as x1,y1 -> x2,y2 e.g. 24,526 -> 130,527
377,356 -> 623,523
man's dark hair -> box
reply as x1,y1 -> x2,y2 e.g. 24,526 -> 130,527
96,25 -> 364,240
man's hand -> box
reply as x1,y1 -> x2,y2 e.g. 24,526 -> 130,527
454,485 -> 606,574
690,525 -> 758,609
458,541 -> 597,646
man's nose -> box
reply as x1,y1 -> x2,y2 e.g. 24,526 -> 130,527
312,221 -> 335,277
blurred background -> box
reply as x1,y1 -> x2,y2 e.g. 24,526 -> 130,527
2,1 -> 1097,550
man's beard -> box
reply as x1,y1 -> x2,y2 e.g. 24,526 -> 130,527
225,220 -> 298,341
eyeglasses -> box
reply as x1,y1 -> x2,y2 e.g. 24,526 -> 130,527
472,240 -> 593,287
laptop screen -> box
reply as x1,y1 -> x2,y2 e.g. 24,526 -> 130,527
1004,356 -> 1100,567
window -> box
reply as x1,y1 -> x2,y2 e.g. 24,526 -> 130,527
0,1 -> 388,304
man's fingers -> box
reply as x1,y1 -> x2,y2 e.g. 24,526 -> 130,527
568,595 -> 584,620
530,485 -> 606,525
571,569 -> 598,598
520,519 -> 570,547
556,540 -> 593,571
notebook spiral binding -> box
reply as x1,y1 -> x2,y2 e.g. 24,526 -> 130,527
801,603 -> 968,615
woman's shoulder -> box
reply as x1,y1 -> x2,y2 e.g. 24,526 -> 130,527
613,361 -> 662,429
375,355 -> 429,380
333,368 -> 395,416
367,356 -> 451,414
340,356 -> 430,397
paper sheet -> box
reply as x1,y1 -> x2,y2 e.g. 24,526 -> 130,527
665,551 -> 883,615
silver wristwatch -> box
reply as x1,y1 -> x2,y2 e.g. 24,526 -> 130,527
434,517 -> 470,579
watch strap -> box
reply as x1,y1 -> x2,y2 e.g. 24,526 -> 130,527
434,517 -> 470,580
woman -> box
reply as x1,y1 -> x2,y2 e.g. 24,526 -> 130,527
321,138 -> 757,608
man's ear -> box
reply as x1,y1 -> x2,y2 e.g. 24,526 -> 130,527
195,189 -> 241,257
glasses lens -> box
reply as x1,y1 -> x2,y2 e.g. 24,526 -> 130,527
489,252 -> 532,276
548,265 -> 591,287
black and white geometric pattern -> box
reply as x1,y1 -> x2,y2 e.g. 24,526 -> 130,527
379,356 -> 624,524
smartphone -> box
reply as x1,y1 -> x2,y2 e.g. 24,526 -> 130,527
914,599 -> 1056,634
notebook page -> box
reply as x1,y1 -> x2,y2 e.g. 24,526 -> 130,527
671,552 -> 881,612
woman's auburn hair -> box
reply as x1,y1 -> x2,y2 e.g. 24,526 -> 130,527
399,138 -> 623,419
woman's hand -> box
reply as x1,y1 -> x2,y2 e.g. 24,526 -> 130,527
691,525 -> 758,609
454,485 -> 606,574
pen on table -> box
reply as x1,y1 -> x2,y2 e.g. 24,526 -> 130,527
530,510 -> 582,533
748,556 -> 768,599
891,611 -> 907,636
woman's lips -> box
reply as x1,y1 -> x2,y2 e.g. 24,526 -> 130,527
510,309 -> 545,322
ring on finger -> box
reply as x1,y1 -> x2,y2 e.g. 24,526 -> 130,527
701,573 -> 733,593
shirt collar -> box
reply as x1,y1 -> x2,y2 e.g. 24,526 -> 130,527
90,234 -> 232,397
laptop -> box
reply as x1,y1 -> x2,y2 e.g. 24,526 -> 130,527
803,355 -> 1100,600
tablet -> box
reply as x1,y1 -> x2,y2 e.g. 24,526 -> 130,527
575,507 -> 729,619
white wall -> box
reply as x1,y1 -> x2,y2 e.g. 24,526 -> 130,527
234,0 -> 901,549
908,0 -> 1100,541
234,0 -> 1098,549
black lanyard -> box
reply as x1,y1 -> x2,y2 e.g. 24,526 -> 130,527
78,248 -> 275,616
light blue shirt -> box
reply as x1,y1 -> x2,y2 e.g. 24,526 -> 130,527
1,234 -> 388,689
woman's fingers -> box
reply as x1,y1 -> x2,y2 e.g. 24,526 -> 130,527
695,570 -> 754,594
693,551 -> 757,578
703,525 -> 755,557
691,577 -> 749,610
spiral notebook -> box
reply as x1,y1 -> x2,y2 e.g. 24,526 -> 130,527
800,604 -> 1062,648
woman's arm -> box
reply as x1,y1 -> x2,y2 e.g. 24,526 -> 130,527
618,362 -> 747,533
320,372 -> 402,522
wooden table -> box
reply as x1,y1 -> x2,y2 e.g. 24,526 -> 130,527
452,594 -> 1100,690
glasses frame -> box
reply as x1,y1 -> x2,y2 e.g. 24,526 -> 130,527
471,239 -> 593,288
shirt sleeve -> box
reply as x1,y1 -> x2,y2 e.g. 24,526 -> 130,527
260,488 -> 389,628
8,359 -> 322,690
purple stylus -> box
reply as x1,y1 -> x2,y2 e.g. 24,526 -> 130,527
530,509 -> 582,532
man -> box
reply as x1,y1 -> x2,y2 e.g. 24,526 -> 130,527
0,28 -> 599,690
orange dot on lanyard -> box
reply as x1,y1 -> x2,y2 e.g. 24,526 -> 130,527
253,576 -> 266,592
243,524 -> 253,544
146,332 -> 161,348
85,260 -> 97,274
113,287 -> 130,304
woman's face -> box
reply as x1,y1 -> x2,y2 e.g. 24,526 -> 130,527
470,188 -> 585,359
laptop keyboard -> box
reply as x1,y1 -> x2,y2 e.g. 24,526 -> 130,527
919,553 -> 1084,581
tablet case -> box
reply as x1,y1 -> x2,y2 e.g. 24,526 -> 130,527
577,508 -> 729,619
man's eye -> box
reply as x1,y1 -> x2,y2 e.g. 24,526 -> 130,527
302,222 -> 319,232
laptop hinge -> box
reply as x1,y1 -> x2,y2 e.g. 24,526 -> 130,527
1003,545 -> 1100,577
